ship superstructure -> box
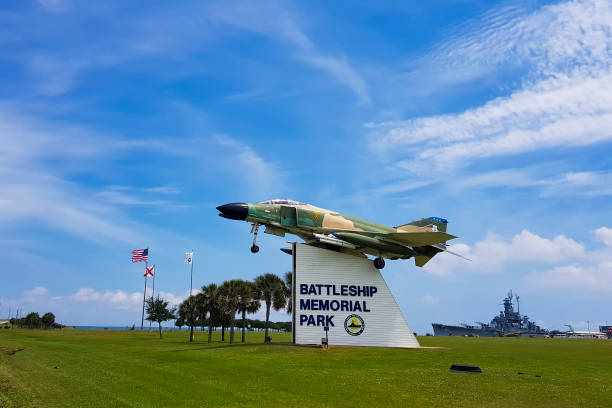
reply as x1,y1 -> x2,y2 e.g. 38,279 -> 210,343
432,291 -> 547,337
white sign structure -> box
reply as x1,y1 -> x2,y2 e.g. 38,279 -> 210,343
292,243 -> 419,348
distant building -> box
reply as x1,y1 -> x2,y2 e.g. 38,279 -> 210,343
599,326 -> 612,339
0,320 -> 10,328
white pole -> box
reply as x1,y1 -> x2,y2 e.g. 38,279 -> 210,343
190,251 -> 194,296
189,250 -> 195,342
149,263 -> 155,330
141,267 -> 147,330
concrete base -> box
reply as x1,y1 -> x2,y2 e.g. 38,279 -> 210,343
292,243 -> 419,348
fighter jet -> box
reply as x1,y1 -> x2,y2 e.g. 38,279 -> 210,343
217,199 -> 466,269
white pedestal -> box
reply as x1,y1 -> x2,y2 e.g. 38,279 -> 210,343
292,243 -> 420,348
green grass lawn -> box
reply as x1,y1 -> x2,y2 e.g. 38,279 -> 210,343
1,329 -> 611,407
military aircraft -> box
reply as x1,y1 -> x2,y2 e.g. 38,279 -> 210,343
216,199 -> 466,269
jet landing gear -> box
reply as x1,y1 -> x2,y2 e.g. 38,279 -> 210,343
250,223 -> 260,253
373,257 -> 385,270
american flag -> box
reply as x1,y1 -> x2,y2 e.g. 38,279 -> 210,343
144,265 -> 155,277
131,248 -> 149,263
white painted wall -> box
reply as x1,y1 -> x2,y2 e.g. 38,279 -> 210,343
293,244 -> 419,348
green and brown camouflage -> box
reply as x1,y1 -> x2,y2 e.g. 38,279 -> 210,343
217,199 -> 462,269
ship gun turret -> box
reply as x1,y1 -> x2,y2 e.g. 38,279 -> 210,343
432,291 -> 548,337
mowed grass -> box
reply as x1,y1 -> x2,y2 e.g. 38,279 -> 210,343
1,329 -> 611,408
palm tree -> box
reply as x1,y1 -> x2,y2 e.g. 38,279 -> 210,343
284,272 -> 292,315
235,280 -> 260,342
201,283 -> 220,343
254,273 -> 287,343
41,312 -> 56,329
178,295 -> 199,342
219,280 -> 243,344
23,312 -> 41,329
193,292 -> 209,333
284,271 -> 293,333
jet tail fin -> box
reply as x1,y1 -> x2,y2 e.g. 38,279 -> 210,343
395,217 -> 448,232
415,255 -> 432,267
414,244 -> 471,268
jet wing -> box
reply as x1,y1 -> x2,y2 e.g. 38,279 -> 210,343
383,231 -> 457,246
303,237 -> 368,258
326,229 -> 457,246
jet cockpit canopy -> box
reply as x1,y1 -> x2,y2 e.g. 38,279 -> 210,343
258,198 -> 304,205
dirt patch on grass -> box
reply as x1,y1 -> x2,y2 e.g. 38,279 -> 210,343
0,347 -> 24,356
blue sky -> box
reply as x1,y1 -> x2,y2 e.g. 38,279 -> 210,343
2,0 -> 612,333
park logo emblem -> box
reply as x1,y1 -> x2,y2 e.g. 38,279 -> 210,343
344,314 -> 365,336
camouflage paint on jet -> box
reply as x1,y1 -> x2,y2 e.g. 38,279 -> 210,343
217,199 -> 466,269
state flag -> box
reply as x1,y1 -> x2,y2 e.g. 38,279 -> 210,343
144,265 -> 155,277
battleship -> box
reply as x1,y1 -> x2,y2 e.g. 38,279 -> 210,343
432,291 -> 548,337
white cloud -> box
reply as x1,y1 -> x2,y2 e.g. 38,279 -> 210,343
420,243 -> 471,277
454,168 -> 546,190
595,227 -> 612,247
424,229 -> 585,275
370,179 -> 436,195
425,225 -> 612,295
70,287 -> 184,310
508,230 -> 586,261
0,109 -> 102,166
437,168 -> 612,198
211,134 -> 285,197
157,291 -> 185,306
543,172 -> 612,197
377,73 -> 612,173
297,53 -> 369,105
0,107 -> 195,244
9,1 -> 369,102
208,1 -> 369,104
22,286 -> 49,303
372,0 -> 612,173
36,0 -> 69,13
143,186 -> 180,195
0,171 -> 144,244
418,294 -> 440,305
93,186 -> 187,209
525,263 -> 612,293
68,288 -> 185,310
69,288 -> 185,309
404,0 -> 611,91
0,106 -> 282,243
11,3 -> 219,96
71,288 -> 145,310
4,286 -> 185,324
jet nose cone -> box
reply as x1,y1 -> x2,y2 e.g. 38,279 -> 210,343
217,202 -> 249,221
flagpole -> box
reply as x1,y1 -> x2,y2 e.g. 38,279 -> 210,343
190,254 -> 194,297
147,248 -> 152,330
141,260 -> 148,330
188,250 -> 195,343
149,264 -> 155,330
152,265 -> 156,300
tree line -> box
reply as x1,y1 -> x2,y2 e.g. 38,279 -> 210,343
146,272 -> 292,342
9,312 -> 62,329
